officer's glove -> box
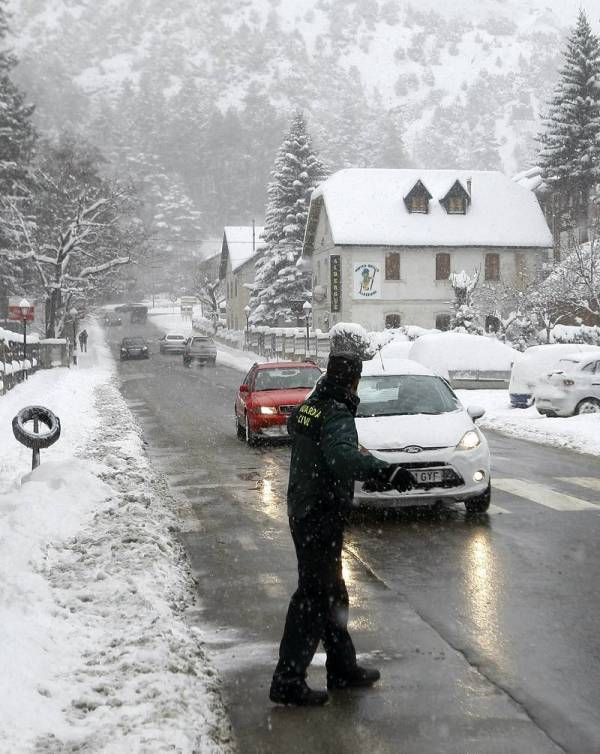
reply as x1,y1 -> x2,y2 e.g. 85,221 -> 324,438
362,474 -> 393,493
389,466 -> 414,493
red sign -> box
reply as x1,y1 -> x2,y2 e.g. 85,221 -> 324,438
8,297 -> 35,322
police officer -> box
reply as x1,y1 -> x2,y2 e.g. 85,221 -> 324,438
270,351 -> 413,706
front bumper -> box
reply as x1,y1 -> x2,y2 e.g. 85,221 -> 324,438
510,392 -> 533,408
250,413 -> 289,437
353,444 -> 490,508
121,351 -> 149,359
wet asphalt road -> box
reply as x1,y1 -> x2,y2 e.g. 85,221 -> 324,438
108,320 -> 600,754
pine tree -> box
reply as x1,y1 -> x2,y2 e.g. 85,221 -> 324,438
538,11 -> 600,204
250,112 -> 327,326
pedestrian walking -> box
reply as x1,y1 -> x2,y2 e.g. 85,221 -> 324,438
78,329 -> 88,353
270,351 -> 413,706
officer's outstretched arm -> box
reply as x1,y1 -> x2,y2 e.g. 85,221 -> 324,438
321,410 -> 389,481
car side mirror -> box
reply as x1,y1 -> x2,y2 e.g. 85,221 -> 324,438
467,405 -> 485,421
239,384 -> 249,394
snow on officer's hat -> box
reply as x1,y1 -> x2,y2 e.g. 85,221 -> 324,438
326,351 -> 363,386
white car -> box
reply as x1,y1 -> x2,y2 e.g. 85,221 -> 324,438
159,332 -> 187,354
509,343 -> 600,408
534,355 -> 600,416
354,358 -> 491,513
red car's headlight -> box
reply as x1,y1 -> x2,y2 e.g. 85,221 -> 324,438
257,406 -> 277,415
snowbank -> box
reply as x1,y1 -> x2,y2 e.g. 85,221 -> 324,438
456,389 -> 600,456
0,321 -> 232,752
409,332 -> 519,379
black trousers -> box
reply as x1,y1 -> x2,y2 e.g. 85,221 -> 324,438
274,507 -> 357,680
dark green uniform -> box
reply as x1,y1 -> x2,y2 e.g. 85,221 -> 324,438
287,376 -> 389,518
273,376 -> 390,684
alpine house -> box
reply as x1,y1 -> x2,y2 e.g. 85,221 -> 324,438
301,169 -> 553,332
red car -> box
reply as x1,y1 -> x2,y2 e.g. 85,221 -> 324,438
235,361 -> 322,445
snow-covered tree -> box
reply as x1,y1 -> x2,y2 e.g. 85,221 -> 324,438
449,269 -> 483,334
0,135 -> 143,336
250,112 -> 327,325
538,11 -> 600,218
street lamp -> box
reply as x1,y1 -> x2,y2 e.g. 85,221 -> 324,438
69,307 -> 78,365
244,305 -> 251,347
302,300 -> 312,354
19,298 -> 30,379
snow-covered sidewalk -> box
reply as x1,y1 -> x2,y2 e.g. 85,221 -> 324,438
0,322 -> 232,752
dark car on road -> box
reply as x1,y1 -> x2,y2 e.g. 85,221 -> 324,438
120,337 -> 150,360
104,312 -> 122,327
183,335 -> 217,367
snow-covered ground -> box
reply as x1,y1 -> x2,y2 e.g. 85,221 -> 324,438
457,389 -> 600,456
0,321 -> 232,753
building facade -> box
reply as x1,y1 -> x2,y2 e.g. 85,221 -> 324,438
303,169 -> 553,332
219,225 -> 265,330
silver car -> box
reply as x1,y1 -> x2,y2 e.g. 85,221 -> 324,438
183,335 -> 217,367
159,332 -> 187,354
534,355 -> 600,416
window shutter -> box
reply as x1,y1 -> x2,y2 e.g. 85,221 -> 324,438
436,253 -> 450,280
485,253 -> 500,281
385,252 -> 400,280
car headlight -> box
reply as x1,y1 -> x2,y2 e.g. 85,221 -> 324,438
258,406 -> 277,415
456,430 -> 481,451
142,346 -> 148,351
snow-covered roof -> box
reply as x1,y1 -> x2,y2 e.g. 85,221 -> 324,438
223,226 -> 266,272
307,169 -> 552,249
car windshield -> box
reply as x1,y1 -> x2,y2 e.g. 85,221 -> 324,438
356,374 -> 460,417
254,367 -> 321,391
123,338 -> 145,346
167,335 -> 185,340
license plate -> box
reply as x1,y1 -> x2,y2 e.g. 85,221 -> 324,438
410,469 -> 444,485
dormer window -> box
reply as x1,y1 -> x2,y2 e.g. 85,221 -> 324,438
404,180 -> 432,214
440,179 -> 471,215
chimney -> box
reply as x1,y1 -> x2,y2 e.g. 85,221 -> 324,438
466,177 -> 472,197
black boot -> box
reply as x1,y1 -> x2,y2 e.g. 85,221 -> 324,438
269,677 -> 329,706
327,665 -> 380,690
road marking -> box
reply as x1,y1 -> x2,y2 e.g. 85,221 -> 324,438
182,482 -> 258,490
558,477 -> 600,495
493,479 -> 598,511
488,503 -> 511,515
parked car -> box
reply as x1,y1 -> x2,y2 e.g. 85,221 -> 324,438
509,344 -> 600,407
104,312 -> 122,327
234,361 -> 323,444
159,332 -> 187,354
353,358 -> 490,513
183,335 -> 217,367
120,337 -> 150,360
534,355 -> 600,416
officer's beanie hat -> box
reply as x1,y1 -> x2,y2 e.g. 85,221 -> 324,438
326,351 -> 363,386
